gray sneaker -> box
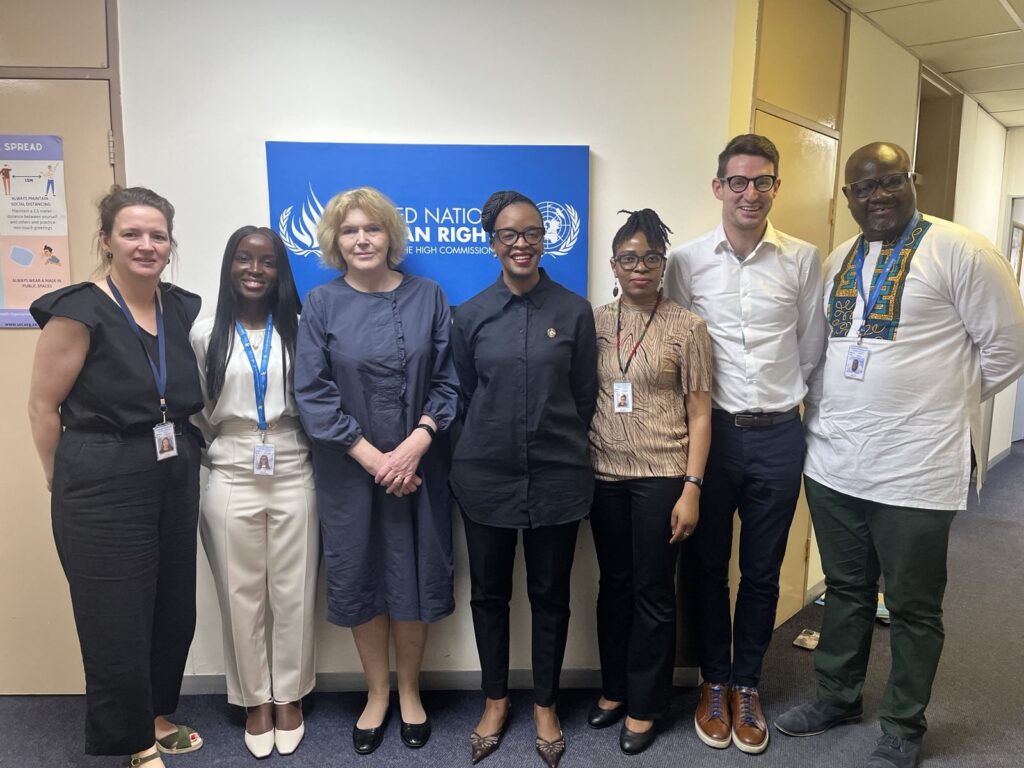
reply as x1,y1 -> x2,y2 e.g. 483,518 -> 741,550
865,734 -> 922,767
773,699 -> 863,736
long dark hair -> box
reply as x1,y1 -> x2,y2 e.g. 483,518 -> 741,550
206,226 -> 302,404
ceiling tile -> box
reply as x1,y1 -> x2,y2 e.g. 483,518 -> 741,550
988,109 -> 1024,127
974,88 -> 1024,111
867,0 -> 1016,46
844,0 -> 934,12
1006,0 -> 1024,21
912,31 -> 1024,71
947,62 -> 1024,92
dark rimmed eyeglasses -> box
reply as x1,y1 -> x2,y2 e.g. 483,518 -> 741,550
613,253 -> 666,271
493,227 -> 546,246
720,174 -> 777,193
843,172 -> 916,200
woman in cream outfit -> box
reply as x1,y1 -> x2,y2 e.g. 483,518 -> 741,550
191,226 -> 318,758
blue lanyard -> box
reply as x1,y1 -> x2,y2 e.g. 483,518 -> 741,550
107,276 -> 169,420
854,211 -> 920,340
235,313 -> 274,434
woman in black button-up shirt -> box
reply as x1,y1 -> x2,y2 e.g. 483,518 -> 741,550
450,190 -> 597,768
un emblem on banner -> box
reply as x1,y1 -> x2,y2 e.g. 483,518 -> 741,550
538,201 -> 580,258
278,184 -> 325,258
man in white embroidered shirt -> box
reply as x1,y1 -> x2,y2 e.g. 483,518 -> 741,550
774,142 -> 1024,768
664,134 -> 826,755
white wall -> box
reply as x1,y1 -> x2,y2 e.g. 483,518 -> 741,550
954,98 -> 1017,466
833,12 -> 920,247
118,0 -> 739,683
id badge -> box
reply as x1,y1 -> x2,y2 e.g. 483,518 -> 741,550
845,345 -> 869,381
253,442 -> 275,476
613,381 -> 633,413
153,422 -> 178,461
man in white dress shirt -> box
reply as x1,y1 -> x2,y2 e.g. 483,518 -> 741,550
664,134 -> 826,755
774,142 -> 1024,768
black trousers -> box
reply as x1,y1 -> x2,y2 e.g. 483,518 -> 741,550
590,477 -> 683,719
462,513 -> 580,706
694,413 -> 804,688
51,428 -> 201,756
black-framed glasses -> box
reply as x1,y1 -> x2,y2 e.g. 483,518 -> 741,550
843,172 -> 916,200
493,227 -> 546,246
720,174 -> 777,193
613,253 -> 666,271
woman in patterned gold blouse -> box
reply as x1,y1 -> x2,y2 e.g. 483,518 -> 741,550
586,209 -> 713,755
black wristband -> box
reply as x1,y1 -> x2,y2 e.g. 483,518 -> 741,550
414,423 -> 436,439
683,475 -> 703,488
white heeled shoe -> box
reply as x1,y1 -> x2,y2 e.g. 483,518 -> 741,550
275,721 -> 305,755
244,728 -> 275,758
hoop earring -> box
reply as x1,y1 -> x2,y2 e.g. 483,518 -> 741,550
612,277 -> 620,298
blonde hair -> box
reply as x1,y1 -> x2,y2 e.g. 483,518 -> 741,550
317,187 -> 407,271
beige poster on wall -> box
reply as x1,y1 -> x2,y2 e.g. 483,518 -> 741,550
0,134 -> 71,328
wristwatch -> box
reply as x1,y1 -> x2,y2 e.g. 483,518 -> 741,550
683,475 -> 703,488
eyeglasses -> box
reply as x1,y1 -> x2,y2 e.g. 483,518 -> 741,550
613,253 -> 665,271
720,175 -> 777,193
843,172 -> 916,200
493,227 -> 546,246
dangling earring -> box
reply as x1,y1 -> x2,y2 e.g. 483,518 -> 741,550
612,277 -> 620,298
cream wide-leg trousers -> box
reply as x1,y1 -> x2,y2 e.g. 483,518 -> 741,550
200,418 -> 319,706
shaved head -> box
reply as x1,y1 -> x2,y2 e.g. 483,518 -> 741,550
842,142 -> 916,241
844,143 -> 911,184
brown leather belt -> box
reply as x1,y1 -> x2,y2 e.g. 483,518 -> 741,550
713,406 -> 799,429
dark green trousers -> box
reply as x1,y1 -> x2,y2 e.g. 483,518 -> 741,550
805,476 -> 956,739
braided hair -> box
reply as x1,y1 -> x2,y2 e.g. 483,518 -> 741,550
612,208 -> 673,255
480,190 -> 541,236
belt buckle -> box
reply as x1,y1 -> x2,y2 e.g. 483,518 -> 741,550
734,413 -> 757,428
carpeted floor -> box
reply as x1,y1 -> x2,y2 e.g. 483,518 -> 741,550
4,442 -> 1022,768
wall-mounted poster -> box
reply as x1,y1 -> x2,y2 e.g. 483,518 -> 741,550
266,142 -> 590,304
0,135 -> 70,328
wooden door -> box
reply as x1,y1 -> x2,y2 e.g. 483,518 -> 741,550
0,77 -> 116,692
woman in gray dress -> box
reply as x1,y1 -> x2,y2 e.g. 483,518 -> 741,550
294,187 -> 459,754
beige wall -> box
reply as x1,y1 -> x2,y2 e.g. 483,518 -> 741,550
833,12 -> 920,247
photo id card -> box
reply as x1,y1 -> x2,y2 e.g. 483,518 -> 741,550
845,345 -> 869,381
613,381 -> 633,413
153,422 -> 178,461
253,442 -> 276,476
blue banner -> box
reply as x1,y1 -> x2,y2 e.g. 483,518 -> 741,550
266,142 -> 589,305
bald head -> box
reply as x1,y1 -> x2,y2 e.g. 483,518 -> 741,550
844,143 -> 911,184
842,142 -> 917,242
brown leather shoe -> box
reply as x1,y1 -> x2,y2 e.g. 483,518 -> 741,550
694,682 -> 731,748
731,686 -> 769,754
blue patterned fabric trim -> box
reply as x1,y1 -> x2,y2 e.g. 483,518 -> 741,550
827,219 -> 932,340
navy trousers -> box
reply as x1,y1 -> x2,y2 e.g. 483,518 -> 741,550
693,412 -> 804,687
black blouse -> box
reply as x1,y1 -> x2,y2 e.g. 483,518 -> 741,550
450,270 -> 598,529
30,282 -> 203,432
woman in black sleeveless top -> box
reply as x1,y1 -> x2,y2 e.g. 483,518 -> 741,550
28,187 -> 204,767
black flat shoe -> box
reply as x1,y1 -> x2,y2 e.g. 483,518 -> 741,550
400,717 -> 431,749
619,722 -> 656,755
587,701 -> 626,729
352,709 -> 390,755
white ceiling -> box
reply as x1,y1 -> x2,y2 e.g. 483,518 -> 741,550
844,0 -> 1024,127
